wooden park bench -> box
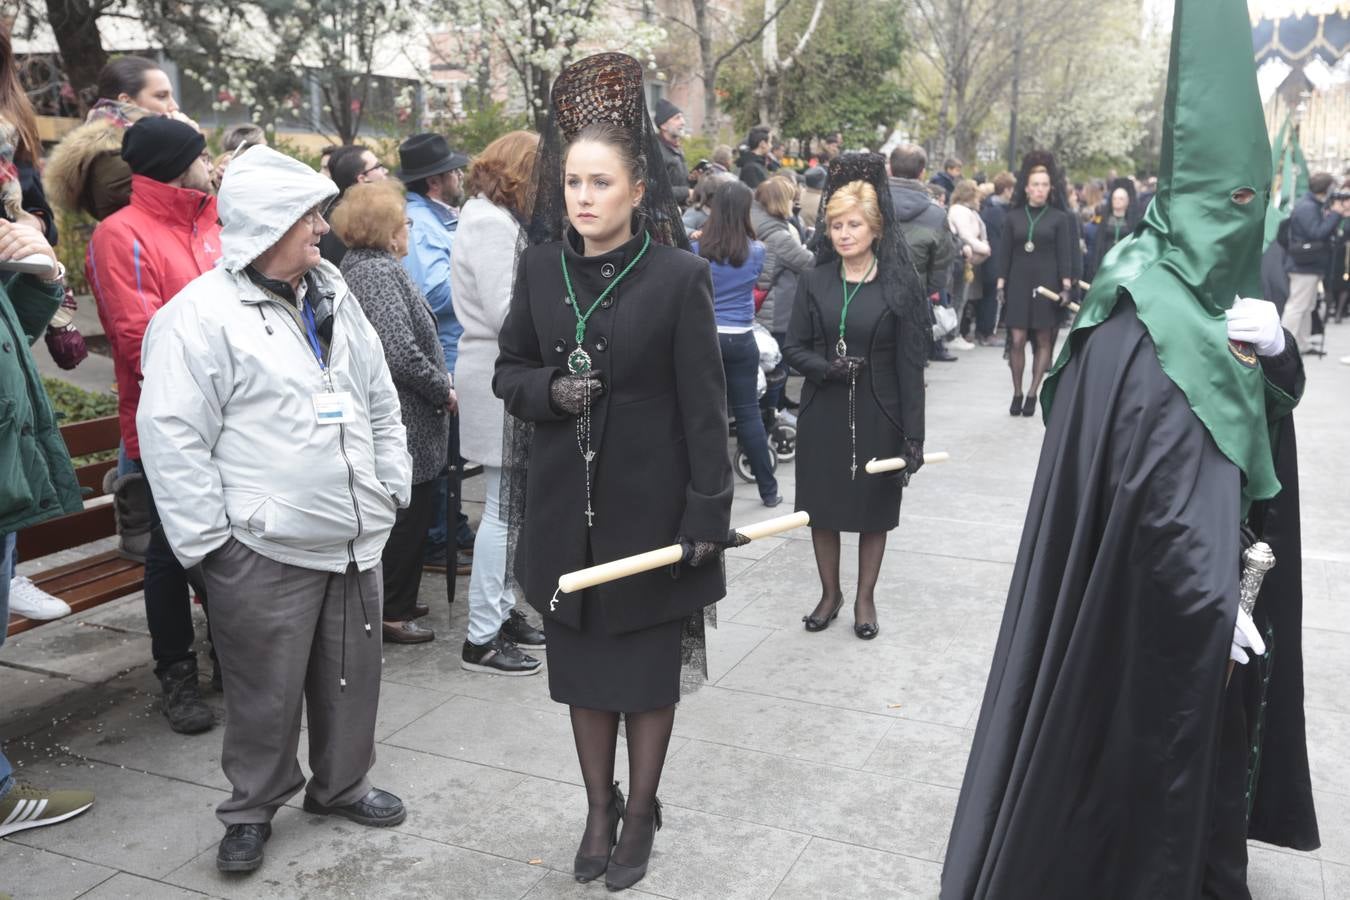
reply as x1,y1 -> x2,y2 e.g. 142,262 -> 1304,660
7,415 -> 143,637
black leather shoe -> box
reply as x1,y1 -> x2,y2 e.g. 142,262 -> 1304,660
1021,393 -> 1038,417
216,822 -> 270,873
762,493 -> 783,508
1010,394 -> 1024,416
159,659 -> 214,735
382,619 -> 434,644
499,609 -> 546,649
854,621 -> 880,640
802,594 -> 843,632
930,346 -> 958,362
303,787 -> 406,827
575,782 -> 625,883
606,798 -> 662,892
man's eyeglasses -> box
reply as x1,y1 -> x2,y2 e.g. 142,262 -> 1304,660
301,206 -> 327,228
362,162 -> 388,177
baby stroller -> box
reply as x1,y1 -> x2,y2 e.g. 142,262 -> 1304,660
731,326 -> 798,484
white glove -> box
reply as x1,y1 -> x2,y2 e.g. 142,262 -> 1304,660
1230,606 -> 1267,666
1226,296 -> 1285,357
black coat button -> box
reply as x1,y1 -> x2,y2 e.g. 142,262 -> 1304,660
562,295 -> 571,305
20,425 -> 32,437
600,296 -> 614,308
601,263 -> 616,278
40,498 -> 52,509
1,342 -> 11,353
553,339 -> 567,353
595,336 -> 608,352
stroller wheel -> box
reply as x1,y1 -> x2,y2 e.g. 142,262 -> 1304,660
772,423 -> 797,463
734,446 -> 777,483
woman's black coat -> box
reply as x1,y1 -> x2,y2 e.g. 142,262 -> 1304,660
493,229 -> 734,635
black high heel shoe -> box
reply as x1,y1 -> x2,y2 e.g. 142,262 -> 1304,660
605,798 -> 662,892
1022,393 -> 1038,417
1010,394 -> 1024,416
574,782 -> 625,883
802,594 -> 844,632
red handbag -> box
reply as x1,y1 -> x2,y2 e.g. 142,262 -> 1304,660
45,286 -> 89,370
753,285 -> 769,311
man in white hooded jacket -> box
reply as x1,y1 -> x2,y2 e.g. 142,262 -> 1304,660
137,147 -> 413,874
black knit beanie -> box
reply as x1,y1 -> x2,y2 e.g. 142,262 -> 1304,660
120,117 -> 206,183
654,98 -> 681,128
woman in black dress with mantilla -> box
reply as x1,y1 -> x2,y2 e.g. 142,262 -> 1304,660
784,153 -> 927,640
493,54 -> 733,893
995,152 -> 1075,417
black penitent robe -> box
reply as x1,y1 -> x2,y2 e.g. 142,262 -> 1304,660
942,298 -> 1243,899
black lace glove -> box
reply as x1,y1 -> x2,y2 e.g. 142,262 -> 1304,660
1058,289 -> 1073,310
679,531 -> 752,568
824,356 -> 866,382
899,438 -> 924,486
549,371 -> 606,416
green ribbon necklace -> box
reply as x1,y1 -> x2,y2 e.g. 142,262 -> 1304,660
836,254 -> 877,357
560,231 -> 651,374
1024,205 -> 1048,253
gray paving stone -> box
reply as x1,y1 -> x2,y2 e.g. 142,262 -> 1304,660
0,670 -> 92,743
1245,844 -> 1325,900
715,628 -> 983,727
0,843 -> 114,900
79,872 -> 213,899
706,621 -> 774,685
1305,707 -> 1350,798
660,740 -> 957,861
1322,860 -> 1350,898
444,774 -> 584,871
861,719 -> 974,789
1302,628 -> 1350,716
164,807 -> 546,899
521,870 -> 664,897
0,619 -> 152,685
771,837 -> 941,899
6,759 -> 226,879
368,743 -> 528,845
673,686 -> 892,768
371,679 -> 455,742
1313,789 -> 1350,865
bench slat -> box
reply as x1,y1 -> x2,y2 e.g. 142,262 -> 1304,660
58,416 -> 122,457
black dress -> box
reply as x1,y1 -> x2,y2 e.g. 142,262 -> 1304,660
493,228 -> 733,712
1088,213 -> 1131,281
783,265 -> 924,533
996,204 -> 1074,331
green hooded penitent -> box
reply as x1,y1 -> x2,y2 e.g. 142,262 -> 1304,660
1042,0 -> 1282,503
1265,113 -> 1310,249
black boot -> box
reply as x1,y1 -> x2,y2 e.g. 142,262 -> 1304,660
159,659 -> 214,734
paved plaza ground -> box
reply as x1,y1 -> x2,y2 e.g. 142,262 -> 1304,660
3,326 -> 1349,899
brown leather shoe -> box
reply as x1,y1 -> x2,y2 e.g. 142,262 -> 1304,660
382,620 -> 434,644
411,603 -> 430,619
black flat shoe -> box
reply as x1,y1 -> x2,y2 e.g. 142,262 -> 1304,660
1022,393 -> 1038,417
575,782 -> 625,883
1010,394 -> 1024,416
216,822 -> 271,873
606,798 -> 662,892
854,621 -> 880,640
802,594 -> 843,632
303,787 -> 406,827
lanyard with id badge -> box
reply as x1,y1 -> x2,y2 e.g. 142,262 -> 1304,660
301,296 -> 355,425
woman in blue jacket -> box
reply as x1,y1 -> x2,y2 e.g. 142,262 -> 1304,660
694,180 -> 779,505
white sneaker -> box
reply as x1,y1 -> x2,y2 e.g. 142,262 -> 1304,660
949,336 -> 976,351
776,409 -> 798,427
8,576 -> 71,620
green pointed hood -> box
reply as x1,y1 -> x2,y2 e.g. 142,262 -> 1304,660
1264,115 -> 1309,249
1042,0 -> 1279,504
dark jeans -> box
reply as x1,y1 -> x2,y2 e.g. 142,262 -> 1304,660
720,331 -> 778,500
134,460 -> 209,677
381,479 -> 437,620
975,284 -> 1000,338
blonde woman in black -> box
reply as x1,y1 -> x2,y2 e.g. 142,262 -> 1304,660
784,153 -> 928,640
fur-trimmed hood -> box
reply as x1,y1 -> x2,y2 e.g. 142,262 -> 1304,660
44,117 -> 132,220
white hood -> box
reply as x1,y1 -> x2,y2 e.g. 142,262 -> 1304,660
217,146 -> 338,272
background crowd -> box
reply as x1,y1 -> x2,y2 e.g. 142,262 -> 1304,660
4,35 -> 1349,876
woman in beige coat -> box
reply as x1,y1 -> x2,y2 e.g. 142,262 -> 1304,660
947,179 -> 990,349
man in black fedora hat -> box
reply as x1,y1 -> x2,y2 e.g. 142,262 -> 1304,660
398,133 -> 476,580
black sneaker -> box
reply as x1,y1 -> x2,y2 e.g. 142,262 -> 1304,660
460,637 -> 541,676
159,659 -> 215,734
499,609 -> 546,649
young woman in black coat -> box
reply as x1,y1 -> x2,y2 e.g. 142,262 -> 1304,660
492,53 -> 733,893
784,156 -> 927,641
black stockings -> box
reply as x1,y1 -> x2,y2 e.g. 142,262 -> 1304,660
809,528 -> 887,626
809,528 -> 843,620
1029,329 -> 1055,397
1008,328 -> 1028,396
569,704 -> 676,862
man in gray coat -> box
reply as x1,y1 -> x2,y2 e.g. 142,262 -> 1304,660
889,144 -> 957,362
138,147 -> 413,875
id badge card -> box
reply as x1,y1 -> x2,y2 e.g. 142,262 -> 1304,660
312,391 -> 356,425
